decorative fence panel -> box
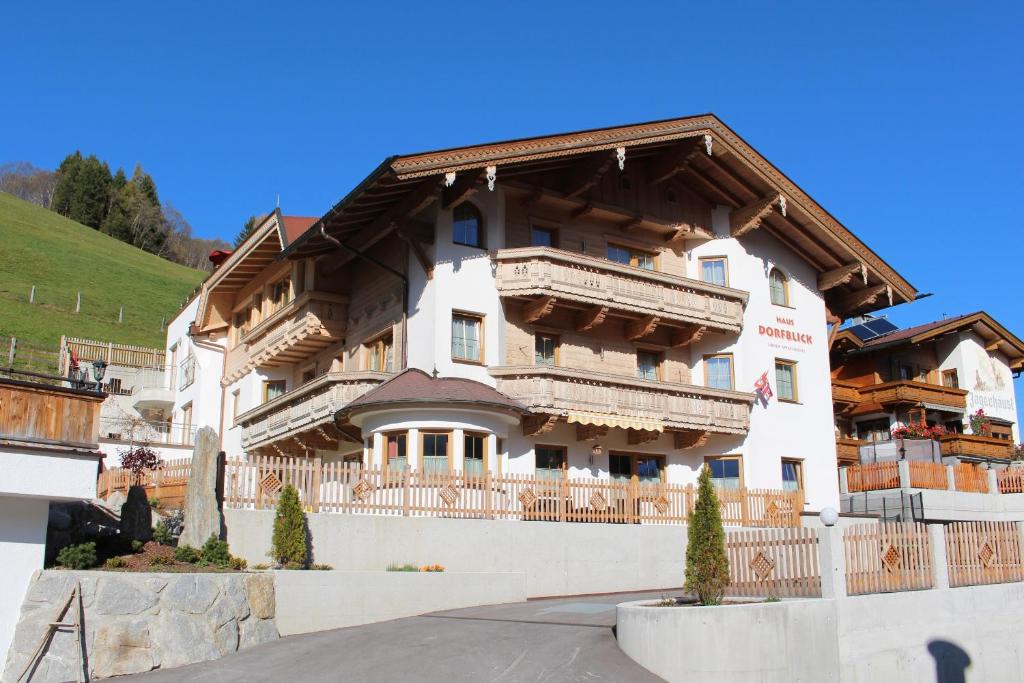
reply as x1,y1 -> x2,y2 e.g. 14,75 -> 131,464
725,528 -> 821,598
846,462 -> 900,492
997,468 -> 1024,494
945,521 -> 1024,587
953,464 -> 989,493
221,457 -> 803,527
844,522 -> 932,595
908,461 -> 947,490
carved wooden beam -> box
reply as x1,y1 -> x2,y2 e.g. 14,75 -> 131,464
818,263 -> 867,291
523,414 -> 559,437
839,284 -> 892,312
673,430 -> 709,450
625,315 -> 659,341
571,203 -> 595,220
730,194 -> 784,237
565,152 -> 616,199
627,429 -> 661,446
665,224 -> 715,242
442,170 -> 485,209
648,144 -> 702,185
620,216 -> 643,232
986,340 -> 1002,352
523,296 -> 557,323
681,166 -> 741,206
575,423 -> 608,442
396,226 -> 434,281
669,325 -> 707,348
828,320 -> 843,350
575,305 -> 609,333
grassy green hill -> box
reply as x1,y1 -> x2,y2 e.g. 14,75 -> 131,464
0,192 -> 206,354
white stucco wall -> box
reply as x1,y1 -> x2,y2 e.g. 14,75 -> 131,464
0,448 -> 100,501
954,331 -> 1018,441
0,497 -> 49,681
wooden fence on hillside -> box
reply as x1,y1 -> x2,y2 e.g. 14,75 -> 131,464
844,522 -> 932,595
725,527 -> 821,598
97,458 -> 192,508
222,456 -> 803,527
945,521 -> 1024,587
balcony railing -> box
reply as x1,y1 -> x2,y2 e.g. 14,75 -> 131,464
99,416 -> 195,447
939,433 -> 1014,460
178,356 -> 196,390
831,380 -> 861,406
835,436 -> 865,464
237,371 -> 390,450
855,380 -> 968,411
493,247 -> 747,334
224,291 -> 349,385
490,365 -> 753,434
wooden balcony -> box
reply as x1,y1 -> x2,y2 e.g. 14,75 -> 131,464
493,247 -> 747,336
835,436 -> 865,465
853,380 -> 967,412
237,371 -> 390,451
831,380 -> 861,407
224,291 -> 349,385
490,365 -> 752,435
0,376 -> 104,449
939,434 -> 1014,460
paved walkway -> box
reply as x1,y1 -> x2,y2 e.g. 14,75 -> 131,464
126,590 -> 675,682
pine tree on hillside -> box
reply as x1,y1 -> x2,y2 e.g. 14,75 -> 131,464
51,152 -> 112,229
685,465 -> 730,605
234,215 -> 260,247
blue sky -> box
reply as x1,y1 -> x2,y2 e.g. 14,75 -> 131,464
3,1 -> 1022,426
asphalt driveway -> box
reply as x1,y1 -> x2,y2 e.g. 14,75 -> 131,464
125,590 -> 673,682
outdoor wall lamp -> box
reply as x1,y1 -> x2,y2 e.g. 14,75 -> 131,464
92,360 -> 108,391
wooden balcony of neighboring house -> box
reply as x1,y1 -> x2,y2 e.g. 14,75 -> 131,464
224,291 -> 349,385
490,365 -> 753,439
493,247 -> 747,339
835,436 -> 865,466
0,372 -> 104,450
237,371 -> 391,453
830,379 -> 860,409
843,379 -> 968,415
939,433 -> 1015,460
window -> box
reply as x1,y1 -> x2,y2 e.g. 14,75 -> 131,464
106,377 -> 123,394
857,418 -> 891,443
385,432 -> 408,473
451,313 -> 483,363
610,453 -> 665,482
775,359 -> 798,402
295,260 -> 306,296
233,307 -> 250,341
781,459 -> 803,493
250,294 -> 263,326
944,420 -> 964,434
263,380 -> 286,403
366,333 -> 394,372
637,350 -> 661,381
769,268 -> 789,306
452,203 -> 484,248
464,432 -> 487,476
991,423 -> 1013,441
181,402 -> 193,432
607,243 -> 656,270
232,389 -> 240,421
535,445 -> 566,480
268,278 -> 290,315
534,333 -> 558,366
300,367 -> 316,385
699,257 -> 728,287
942,369 -> 959,389
531,226 -> 557,248
704,354 -> 734,390
706,456 -> 742,490
421,432 -> 450,473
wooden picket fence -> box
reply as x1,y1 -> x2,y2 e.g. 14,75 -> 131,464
945,521 -> 1024,587
725,527 -> 821,598
997,468 -> 1024,494
846,462 -> 900,492
222,456 -> 803,527
953,463 -> 989,493
908,461 -> 947,490
97,458 -> 193,508
843,522 -> 932,595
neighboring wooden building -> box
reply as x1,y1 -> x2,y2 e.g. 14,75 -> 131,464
168,114 -> 920,511
831,312 -> 1023,466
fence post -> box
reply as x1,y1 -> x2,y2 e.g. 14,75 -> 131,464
311,457 -> 322,513
986,469 -> 998,495
897,460 -> 911,489
559,467 -> 568,523
7,337 -> 15,368
817,526 -> 847,599
946,465 -> 956,491
838,467 -> 849,494
928,524 -> 950,589
484,471 -> 494,519
402,470 -> 411,517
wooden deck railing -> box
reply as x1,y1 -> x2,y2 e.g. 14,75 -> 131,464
97,458 -> 192,507
997,468 -> 1024,494
945,521 -> 1024,587
725,527 -> 821,598
953,463 -> 989,493
846,462 -> 900,492
844,522 -> 933,595
940,433 -> 1015,459
222,456 -> 803,527
908,461 -> 948,490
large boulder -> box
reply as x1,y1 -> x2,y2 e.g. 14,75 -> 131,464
119,485 -> 153,542
178,427 -> 223,548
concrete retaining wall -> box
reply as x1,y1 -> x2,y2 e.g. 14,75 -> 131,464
617,582 -> 1024,682
225,508 -> 685,597
273,570 -> 527,636
2,570 -> 277,682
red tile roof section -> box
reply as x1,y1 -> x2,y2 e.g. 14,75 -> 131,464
280,215 -> 318,246
344,369 -> 527,414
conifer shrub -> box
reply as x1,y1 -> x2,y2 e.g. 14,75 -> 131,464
685,466 -> 730,605
201,535 -> 232,568
174,544 -> 200,564
56,542 -> 97,570
272,485 -> 308,568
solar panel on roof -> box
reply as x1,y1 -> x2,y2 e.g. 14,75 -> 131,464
845,317 -> 899,342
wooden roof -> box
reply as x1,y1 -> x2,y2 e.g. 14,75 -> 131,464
284,114 -> 917,317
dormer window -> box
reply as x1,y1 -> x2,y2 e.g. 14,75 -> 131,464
769,268 -> 790,306
453,203 -> 484,248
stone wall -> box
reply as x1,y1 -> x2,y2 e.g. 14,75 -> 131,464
2,570 -> 277,682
